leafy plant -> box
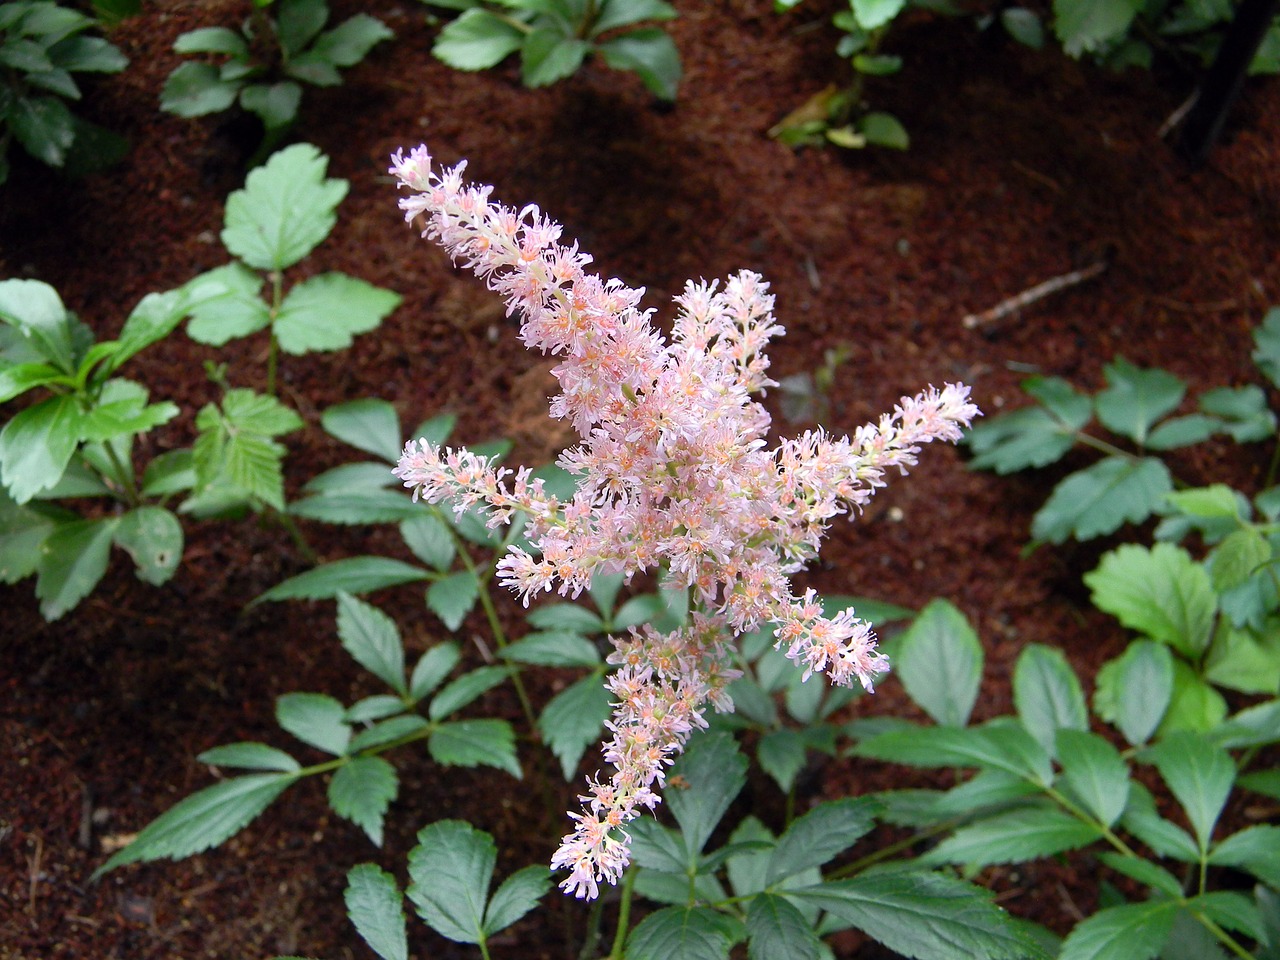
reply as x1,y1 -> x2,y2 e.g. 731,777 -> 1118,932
964,311 -> 1279,545
851,598 -> 1280,960
422,0 -> 682,101
160,0 -> 393,156
179,142 -> 402,398
0,0 -> 129,184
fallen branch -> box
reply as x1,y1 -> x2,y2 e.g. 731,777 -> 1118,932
963,260 -> 1108,329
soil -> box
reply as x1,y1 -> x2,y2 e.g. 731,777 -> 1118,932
2,1 -> 1278,958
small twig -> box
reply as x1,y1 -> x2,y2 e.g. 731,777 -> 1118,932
27,833 -> 43,922
963,260 -> 1108,329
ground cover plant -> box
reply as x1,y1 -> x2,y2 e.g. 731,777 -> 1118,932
3,1 -> 1280,958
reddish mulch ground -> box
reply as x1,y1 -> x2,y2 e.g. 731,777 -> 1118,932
2,1 -> 1278,957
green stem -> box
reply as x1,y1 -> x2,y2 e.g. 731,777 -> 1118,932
1073,431 -> 1142,462
607,867 -> 638,960
1263,436 -> 1280,489
100,442 -> 141,506
266,270 -> 283,396
1043,784 -> 1142,859
1189,908 -> 1258,960
270,506 -> 318,565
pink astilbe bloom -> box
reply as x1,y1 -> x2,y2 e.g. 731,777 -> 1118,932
389,144 -> 980,899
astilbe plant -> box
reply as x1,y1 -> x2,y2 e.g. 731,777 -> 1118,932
388,144 -> 980,900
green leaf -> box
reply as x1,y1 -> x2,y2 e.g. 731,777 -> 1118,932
894,598 -> 982,727
329,755 -> 397,846
344,864 -> 408,960
1032,456 -> 1173,544
1204,620 -> 1280,695
1001,7 -> 1044,47
289,489 -> 421,524
432,9 -> 525,70
160,61 -> 241,117
1056,729 -> 1130,827
283,49 -> 342,86
537,673 -> 610,778
111,290 -> 189,371
0,361 -> 61,403
851,0 -> 906,30
1057,899 -> 1179,960
1095,358 -> 1185,446
1188,890 -> 1268,944
745,894 -> 823,960
345,695 -> 410,723
409,642 -> 461,702
1014,644 -> 1088,755
95,773 -> 295,876
183,262 -> 269,346
1165,484 -> 1244,521
1085,543 -> 1216,658
310,14 -> 394,67
221,142 -> 348,272
859,111 -> 909,149
1092,640 -> 1173,746
0,496 -> 59,584
1199,385 -> 1276,443
427,570 -> 480,631
277,0 -> 329,58
1096,851 -> 1182,898
591,0 -> 676,34
275,273 -> 400,355
756,728 -> 807,793
521,28 -> 589,87
484,864 -> 549,936
192,389 -> 300,511
792,870 -> 1041,960
1209,528 -> 1272,595
1238,768 -> 1280,799
429,719 -> 521,777
303,461 -> 396,494
410,412 -> 457,447
965,376 -> 1092,474
114,506 -> 182,585
626,906 -> 741,960
336,591 -> 406,695
1119,782 -> 1199,862
276,691 -> 351,756
1212,698 -> 1280,748
197,742 -> 301,773
766,798 -> 878,884
35,516 -> 117,620
1145,414 -> 1221,450
1145,733 -> 1234,851
399,513 -> 455,570
596,28 -> 681,100
931,769 -> 1042,818
348,715 -> 428,753
0,394 -> 84,503
1208,825 -> 1280,889
428,665 -> 509,720
526,601 -> 605,633
10,94 -> 75,167
0,279 -> 75,372
1253,307 -> 1280,388
1162,660 -> 1228,733
500,630 -> 600,667
855,721 -> 1053,786
255,556 -> 430,603
1054,0 -> 1145,57
173,26 -> 250,58
667,733 -> 747,856
239,81 -> 302,131
406,820 -> 494,944
322,398 -> 403,463
924,805 -> 1103,866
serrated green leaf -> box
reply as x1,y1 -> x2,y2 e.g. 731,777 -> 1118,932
756,728 -> 807,793
1212,698 -> 1280,749
406,819 -> 494,944
0,496 -> 59,583
500,630 -> 600,666
484,864 -> 549,936
767,798 -> 878,884
1056,729 -> 1130,827
311,14 -> 394,67
428,665 -> 509,720
1095,358 -> 1185,445
182,262 -> 269,346
1146,414 -> 1220,450
1161,660 -> 1228,733
429,719 -> 520,777
1014,644 -> 1088,755
344,863 -> 408,960
1058,899 -> 1178,960
924,805 -> 1102,866
400,513 -> 456,571
1209,528 -> 1271,595
1254,307 -> 1280,388
745,893 -> 823,960
855,721 -> 1053,785
197,742 -> 301,773
322,398 -> 403,463
591,0 -> 676,34
173,26 -> 250,58
1204,620 -> 1280,694
114,506 -> 182,585
667,733 -> 747,856
432,8 -> 524,70
336,591 -> 406,695
537,673 -> 610,778
792,870 -> 1041,960
1096,851 -> 1182,897
255,556 -> 430,603
277,0 -> 329,58
1208,825 -> 1280,889
409,642 -> 460,702
1085,543 -> 1216,658
1120,782 -> 1199,862
596,28 -> 681,100
239,81 -> 302,131
895,598 -> 982,727
10,94 -> 75,167
160,61 -> 241,117
1200,385 -> 1276,442
329,756 -> 397,846
0,279 -> 75,372
0,394 -> 83,503
1188,890 -> 1267,943
276,691 -> 350,755
526,601 -> 605,633
1145,733 -> 1234,851
1093,640 -> 1173,746
221,143 -> 348,271
626,906 -> 741,960
427,570 -> 480,631
1053,0 -> 1144,57
1165,484 -> 1244,521
348,715 -> 428,753
111,289 -> 189,371
275,274 -> 400,355
345,694 -> 408,723
931,768 -> 1042,818
35,515 -> 117,620
289,489 -> 421,524
303,461 -> 396,494
965,376 -> 1092,474
521,28 -> 589,87
1032,456 -> 1173,544
851,0 -> 906,29
0,361 -> 61,403
95,773 -> 294,876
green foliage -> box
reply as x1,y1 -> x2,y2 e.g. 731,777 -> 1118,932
849,600 -> 1280,960
0,1 -> 129,184
422,0 -> 682,100
160,0 -> 393,151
